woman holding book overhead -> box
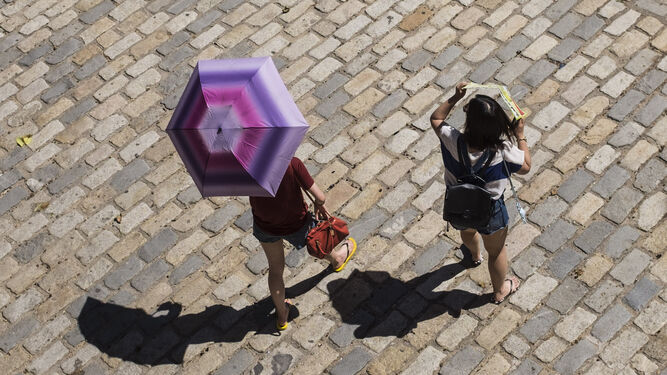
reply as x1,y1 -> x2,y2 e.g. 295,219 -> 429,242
430,82 -> 532,304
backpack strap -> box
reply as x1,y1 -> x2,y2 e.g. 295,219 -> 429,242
476,148 -> 496,177
456,135 -> 472,173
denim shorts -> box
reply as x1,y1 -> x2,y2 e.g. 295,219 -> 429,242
253,214 -> 315,249
451,198 -> 509,235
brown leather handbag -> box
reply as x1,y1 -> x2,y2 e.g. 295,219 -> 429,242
301,188 -> 349,259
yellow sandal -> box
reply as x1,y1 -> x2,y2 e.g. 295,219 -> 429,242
333,238 -> 357,272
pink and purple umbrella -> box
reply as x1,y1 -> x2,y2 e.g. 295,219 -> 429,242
166,57 -> 309,197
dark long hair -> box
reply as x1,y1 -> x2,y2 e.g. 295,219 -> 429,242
463,94 -> 516,150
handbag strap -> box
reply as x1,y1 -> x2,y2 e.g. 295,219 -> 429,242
300,185 -> 331,219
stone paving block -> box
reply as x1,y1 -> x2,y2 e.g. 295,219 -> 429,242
330,347 -> 373,375
528,196 -> 567,228
585,279 -> 624,314
610,249 -> 651,285
624,276 -> 660,311
0,316 -> 39,353
535,219 -> 577,253
608,90 -> 646,121
601,187 -> 643,224
439,345 -> 484,375
546,277 -> 588,314
548,247 -> 585,279
574,220 -> 615,254
605,225 -> 641,259
592,302 -> 633,342
557,169 -> 594,203
635,95 -> 667,126
600,327 -> 649,369
591,165 -> 630,199
138,228 -> 178,262
637,69 -> 667,94
553,338 -> 597,375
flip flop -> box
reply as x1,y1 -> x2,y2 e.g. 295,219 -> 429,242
493,277 -> 520,304
276,300 -> 292,331
333,237 -> 357,272
472,256 -> 484,267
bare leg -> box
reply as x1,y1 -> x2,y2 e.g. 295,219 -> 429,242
261,240 -> 289,325
480,227 -> 519,301
460,228 -> 483,262
325,239 -> 354,269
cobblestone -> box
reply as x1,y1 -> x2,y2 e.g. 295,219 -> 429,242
0,2 -> 663,373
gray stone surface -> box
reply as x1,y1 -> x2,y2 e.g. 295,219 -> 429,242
574,221 -> 615,254
548,247 -> 585,279
585,280 -> 623,313
402,49 -> 433,73
521,59 -> 556,87
557,169 -> 594,203
528,196 -> 568,227
573,15 -> 604,39
591,304 -> 632,342
511,358 -> 543,375
512,247 -> 547,279
432,46 -> 463,70
592,165 -> 631,199
520,308 -> 559,343
372,89 -> 408,118
202,202 -> 244,232
439,345 -> 485,375
329,347 -> 372,375
601,187 -> 644,224
496,35 -> 531,62
110,159 -> 151,192
546,277 -> 588,314
536,219 -> 577,253
138,229 -> 178,262
310,112 -> 353,146
608,90 -> 646,121
104,256 -> 146,290
469,58 -> 502,83
605,225 -> 641,258
547,37 -> 583,63
624,277 -> 660,311
634,158 -> 665,192
213,348 -> 255,375
553,339 -> 597,375
313,73 -> 349,99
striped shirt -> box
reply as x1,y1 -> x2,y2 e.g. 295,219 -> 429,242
437,123 -> 524,200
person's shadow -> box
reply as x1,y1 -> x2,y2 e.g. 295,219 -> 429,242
78,248 -> 494,365
326,254 -> 492,340
77,267 -> 328,365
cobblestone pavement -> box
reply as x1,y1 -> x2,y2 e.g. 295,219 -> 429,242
0,0 -> 666,374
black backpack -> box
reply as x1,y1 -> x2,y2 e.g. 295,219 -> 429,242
443,136 -> 496,228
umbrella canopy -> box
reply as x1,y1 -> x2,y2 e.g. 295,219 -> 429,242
166,57 -> 309,197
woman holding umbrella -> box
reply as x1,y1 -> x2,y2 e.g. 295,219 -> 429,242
250,157 -> 356,330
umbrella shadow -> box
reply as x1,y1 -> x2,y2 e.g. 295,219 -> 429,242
327,260 -> 493,340
77,267 -> 331,365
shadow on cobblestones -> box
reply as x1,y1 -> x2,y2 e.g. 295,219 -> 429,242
328,263 -> 490,339
77,269 -> 330,365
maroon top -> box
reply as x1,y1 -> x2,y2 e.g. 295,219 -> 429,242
250,157 -> 314,235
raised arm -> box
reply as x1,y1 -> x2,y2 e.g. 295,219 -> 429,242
430,82 -> 468,131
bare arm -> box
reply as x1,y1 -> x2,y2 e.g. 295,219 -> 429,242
430,82 -> 467,131
307,182 -> 326,205
513,118 -> 532,175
